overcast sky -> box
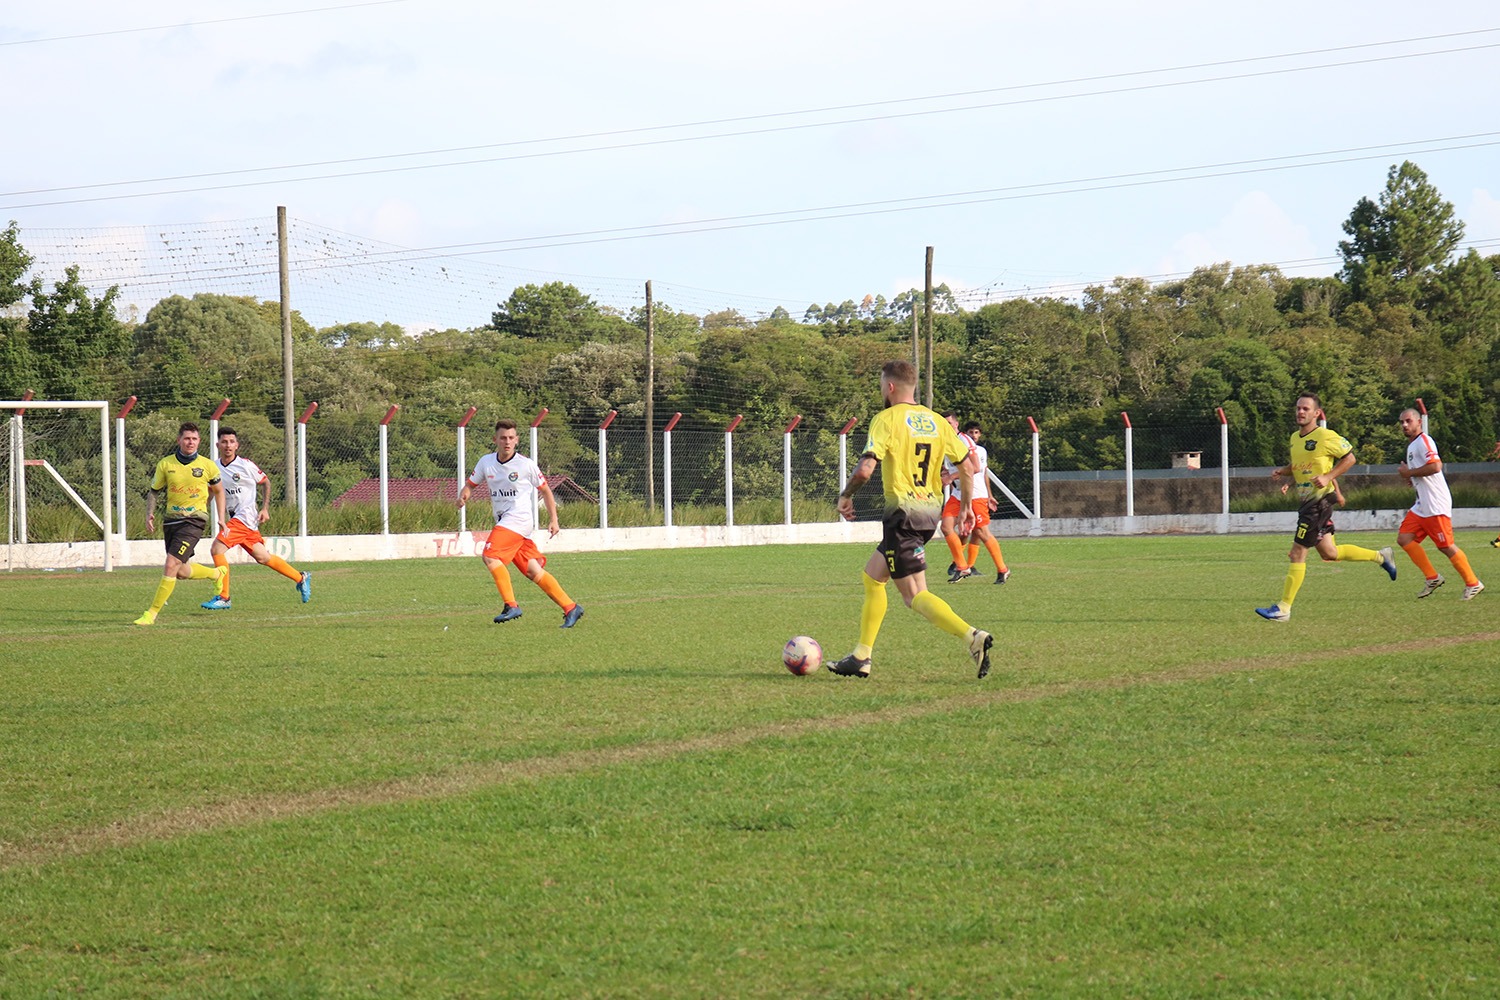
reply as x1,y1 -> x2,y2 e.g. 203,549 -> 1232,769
4,0 -> 1498,327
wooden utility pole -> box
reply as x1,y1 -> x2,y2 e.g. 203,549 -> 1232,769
923,246 -> 935,409
278,207 -> 294,503
644,280 -> 656,512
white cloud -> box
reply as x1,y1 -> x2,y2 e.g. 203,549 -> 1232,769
1464,188 -> 1500,241
1155,190 -> 1320,277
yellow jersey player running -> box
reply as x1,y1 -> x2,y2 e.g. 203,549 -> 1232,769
1255,393 -> 1397,622
832,360 -> 994,678
135,422 -> 228,626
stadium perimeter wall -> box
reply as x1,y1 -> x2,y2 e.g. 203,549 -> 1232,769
10,509 -> 1500,571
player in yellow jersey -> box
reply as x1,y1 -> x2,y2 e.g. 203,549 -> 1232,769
1255,393 -> 1396,622
831,360 -> 994,678
134,422 -> 228,625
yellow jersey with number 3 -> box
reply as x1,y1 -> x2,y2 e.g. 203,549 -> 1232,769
1289,426 -> 1353,501
862,403 -> 969,525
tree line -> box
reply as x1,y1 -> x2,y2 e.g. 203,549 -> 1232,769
2,160 -> 1497,506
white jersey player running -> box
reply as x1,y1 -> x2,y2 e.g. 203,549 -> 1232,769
457,418 -> 585,627
1394,408 -> 1483,600
201,427 -> 311,609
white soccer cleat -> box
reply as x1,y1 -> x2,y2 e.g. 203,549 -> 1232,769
1416,574 -> 1445,599
968,628 -> 994,679
1378,547 -> 1398,581
1462,581 -> 1485,601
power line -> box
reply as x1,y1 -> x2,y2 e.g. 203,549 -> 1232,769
4,31 -> 1498,208
0,0 -> 409,47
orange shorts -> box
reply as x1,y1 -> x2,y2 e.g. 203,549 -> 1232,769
943,496 -> 991,528
216,519 -> 266,552
483,525 -> 546,572
1400,511 -> 1454,547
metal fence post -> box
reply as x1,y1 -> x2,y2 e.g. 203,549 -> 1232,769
725,414 -> 742,528
663,412 -> 681,529
456,406 -> 477,532
297,402 -> 318,538
598,409 -> 617,530
1122,411 -> 1133,519
782,415 -> 801,526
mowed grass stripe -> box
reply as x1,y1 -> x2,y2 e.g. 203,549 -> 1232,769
8,625 -> 1497,871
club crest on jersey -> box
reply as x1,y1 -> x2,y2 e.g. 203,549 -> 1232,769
1304,441 -> 1317,451
192,467 -> 204,477
508,471 -> 519,482
905,412 -> 938,436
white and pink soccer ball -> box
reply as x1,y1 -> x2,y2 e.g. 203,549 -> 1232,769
782,635 -> 822,676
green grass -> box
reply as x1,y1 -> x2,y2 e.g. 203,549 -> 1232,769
2,533 -> 1498,997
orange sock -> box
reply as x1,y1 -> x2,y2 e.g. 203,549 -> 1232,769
944,532 -> 968,570
983,537 -> 1007,574
1401,541 -> 1438,580
965,543 -> 980,568
488,563 -> 518,606
534,571 -> 575,611
1447,549 -> 1479,587
212,552 -> 230,598
266,554 -> 303,584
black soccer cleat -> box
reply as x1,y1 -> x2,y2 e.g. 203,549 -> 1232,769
827,653 -> 872,678
493,604 -> 523,624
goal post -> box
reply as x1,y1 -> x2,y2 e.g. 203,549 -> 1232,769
2,400 -> 114,572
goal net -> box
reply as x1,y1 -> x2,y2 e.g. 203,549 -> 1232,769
1,401 -> 114,572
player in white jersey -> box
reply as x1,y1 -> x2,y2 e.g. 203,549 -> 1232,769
201,427 -> 311,609
457,418 -> 584,627
960,420 -> 1011,584
938,412 -> 980,581
1394,408 -> 1483,600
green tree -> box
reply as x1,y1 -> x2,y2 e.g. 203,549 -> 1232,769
1186,340 -> 1294,466
132,294 -> 283,414
491,282 -> 620,342
1339,161 -> 1464,305
0,222 -> 38,398
25,265 -> 129,400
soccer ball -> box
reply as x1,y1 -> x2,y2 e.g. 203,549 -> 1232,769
783,635 -> 822,675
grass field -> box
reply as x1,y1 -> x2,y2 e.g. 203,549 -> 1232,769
2,532 -> 1497,997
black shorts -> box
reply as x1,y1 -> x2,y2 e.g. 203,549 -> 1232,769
164,518 -> 207,561
879,508 -> 939,580
1293,495 -> 1336,548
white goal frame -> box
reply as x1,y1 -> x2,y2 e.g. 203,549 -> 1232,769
3,400 -> 114,572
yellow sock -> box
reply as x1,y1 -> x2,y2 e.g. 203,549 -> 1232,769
943,532 -> 968,570
266,554 -> 303,583
148,576 -> 177,615
488,564 -> 517,606
1400,541 -> 1438,580
1280,562 -> 1306,608
983,537 -> 1007,574
910,589 -> 972,638
1335,544 -> 1382,562
534,571 -> 575,611
1448,549 -> 1479,587
188,563 -> 216,580
213,552 -> 230,598
855,572 -> 887,659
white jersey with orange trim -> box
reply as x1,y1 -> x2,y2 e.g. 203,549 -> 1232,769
218,456 -> 267,529
970,443 -> 992,501
942,432 -> 976,500
1405,432 -> 1452,518
469,451 -> 545,535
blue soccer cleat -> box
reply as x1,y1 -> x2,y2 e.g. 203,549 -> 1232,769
201,595 -> 232,610
1378,547 -> 1397,581
297,572 -> 312,603
1255,604 -> 1290,622
494,604 -> 523,624
560,603 -> 585,629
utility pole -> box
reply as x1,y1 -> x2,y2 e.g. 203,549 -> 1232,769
644,280 -> 655,512
924,246 -> 934,409
278,206 -> 294,503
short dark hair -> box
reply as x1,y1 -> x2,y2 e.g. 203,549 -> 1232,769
1296,391 -> 1322,409
178,422 -> 200,436
882,359 -> 917,388
218,426 -> 238,439
494,418 -> 519,433
961,420 -> 981,434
